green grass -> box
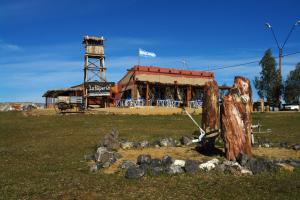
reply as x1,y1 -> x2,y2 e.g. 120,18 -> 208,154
0,111 -> 300,199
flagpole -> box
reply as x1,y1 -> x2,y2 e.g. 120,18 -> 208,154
138,48 -> 140,66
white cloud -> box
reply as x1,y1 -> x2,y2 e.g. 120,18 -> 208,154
0,40 -> 22,52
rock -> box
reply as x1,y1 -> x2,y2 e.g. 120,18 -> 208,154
285,159 -> 300,168
280,142 -> 289,148
150,158 -> 162,168
276,163 -> 294,172
151,140 -> 161,148
159,138 -> 175,147
199,159 -> 219,171
181,136 -> 193,146
95,147 -> 118,168
292,144 -> 300,150
263,143 -> 270,148
151,167 -> 164,176
215,163 -> 226,172
184,160 -> 200,173
139,163 -> 150,172
173,160 -> 186,167
137,154 -> 152,165
236,153 -> 250,167
166,164 -> 184,175
99,129 -> 120,150
173,139 -> 182,147
139,140 -> 150,148
120,141 -> 135,150
95,147 -> 107,162
125,166 -> 145,179
247,158 -> 277,174
240,168 -> 253,175
161,155 -> 173,167
199,162 -> 215,171
119,160 -> 136,170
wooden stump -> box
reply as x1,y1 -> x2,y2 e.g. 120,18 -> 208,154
202,80 -> 219,149
221,76 -> 253,160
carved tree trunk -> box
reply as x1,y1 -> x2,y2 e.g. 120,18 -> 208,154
202,80 -> 219,149
221,76 -> 253,160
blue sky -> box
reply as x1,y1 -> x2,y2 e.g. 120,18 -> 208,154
0,0 -> 300,102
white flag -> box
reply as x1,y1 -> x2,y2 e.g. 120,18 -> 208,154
139,48 -> 156,57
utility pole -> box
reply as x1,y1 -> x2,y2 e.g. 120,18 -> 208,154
265,20 -> 299,108
265,20 -> 300,77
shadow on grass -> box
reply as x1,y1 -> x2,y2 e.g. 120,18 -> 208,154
195,145 -> 224,157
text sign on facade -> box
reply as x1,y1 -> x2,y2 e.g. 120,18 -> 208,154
87,82 -> 114,97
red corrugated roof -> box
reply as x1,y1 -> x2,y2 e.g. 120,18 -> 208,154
130,65 -> 214,78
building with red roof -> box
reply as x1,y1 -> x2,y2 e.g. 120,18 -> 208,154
117,65 -> 214,106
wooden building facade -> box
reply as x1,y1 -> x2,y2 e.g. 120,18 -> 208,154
117,65 -> 214,106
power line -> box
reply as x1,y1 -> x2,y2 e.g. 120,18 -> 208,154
210,51 -> 300,71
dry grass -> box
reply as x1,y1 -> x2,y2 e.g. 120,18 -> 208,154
1,111 -> 300,199
26,107 -> 202,116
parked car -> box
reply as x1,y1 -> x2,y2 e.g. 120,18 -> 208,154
283,104 -> 299,111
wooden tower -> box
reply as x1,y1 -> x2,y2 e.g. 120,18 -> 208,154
82,36 -> 107,108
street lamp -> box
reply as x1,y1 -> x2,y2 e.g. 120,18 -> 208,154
265,20 -> 300,76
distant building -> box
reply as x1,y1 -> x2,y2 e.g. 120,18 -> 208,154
42,65 -> 214,109
116,65 -> 214,107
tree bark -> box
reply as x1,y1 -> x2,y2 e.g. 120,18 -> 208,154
221,76 -> 253,160
202,80 -> 219,149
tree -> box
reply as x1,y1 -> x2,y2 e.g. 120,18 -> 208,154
284,63 -> 300,104
254,49 -> 283,105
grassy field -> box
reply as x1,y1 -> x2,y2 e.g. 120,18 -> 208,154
0,111 -> 300,199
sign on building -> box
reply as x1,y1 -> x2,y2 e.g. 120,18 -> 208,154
87,82 -> 114,97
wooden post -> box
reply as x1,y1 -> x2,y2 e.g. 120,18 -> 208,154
260,98 -> 265,112
187,85 -> 192,107
221,76 -> 253,160
202,80 -> 219,149
146,82 -> 149,106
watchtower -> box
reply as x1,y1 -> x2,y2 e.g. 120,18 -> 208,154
82,36 -> 107,108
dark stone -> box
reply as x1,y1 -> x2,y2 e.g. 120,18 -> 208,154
139,163 -> 150,172
280,142 -> 289,148
99,129 -> 120,150
248,158 -> 277,174
151,140 -> 161,148
150,158 -> 162,168
119,160 -> 136,170
236,153 -> 250,167
151,167 -> 164,176
292,144 -> 300,150
184,160 -> 200,173
180,136 -> 193,146
285,159 -> 300,168
137,154 -> 152,165
125,166 -> 145,179
161,155 -> 173,167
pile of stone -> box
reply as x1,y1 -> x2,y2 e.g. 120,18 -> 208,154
119,153 -> 300,179
119,136 -> 194,150
280,142 -> 300,150
88,129 -> 122,172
